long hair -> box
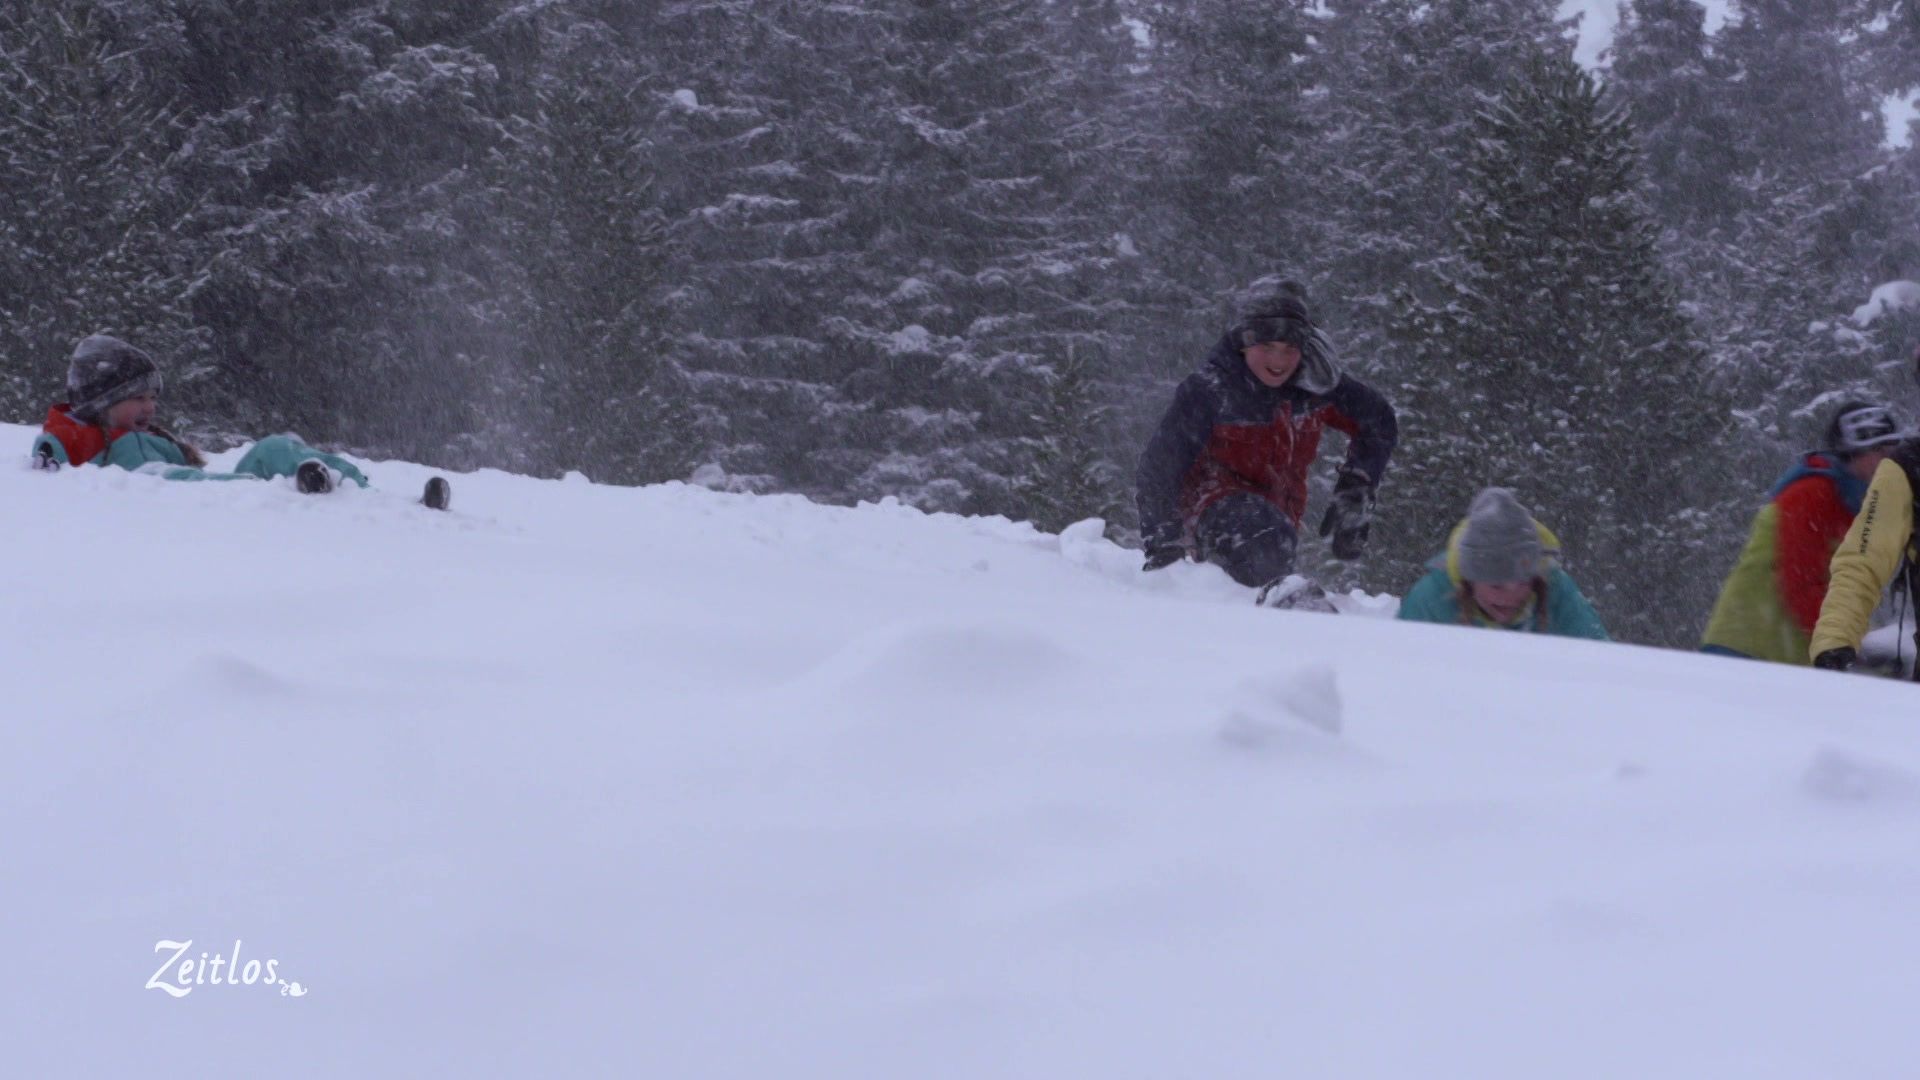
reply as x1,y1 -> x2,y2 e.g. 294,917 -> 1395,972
147,424 -> 208,468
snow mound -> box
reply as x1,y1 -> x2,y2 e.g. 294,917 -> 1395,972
8,420 -> 1920,1076
1803,745 -> 1920,805
794,618 -> 1082,702
1218,664 -> 1351,755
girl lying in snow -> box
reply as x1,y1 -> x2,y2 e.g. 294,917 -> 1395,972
31,334 -> 449,509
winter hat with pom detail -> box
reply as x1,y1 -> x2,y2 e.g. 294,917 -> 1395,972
67,335 -> 162,424
1456,488 -> 1545,584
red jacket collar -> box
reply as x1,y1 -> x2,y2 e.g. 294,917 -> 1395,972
41,403 -> 126,465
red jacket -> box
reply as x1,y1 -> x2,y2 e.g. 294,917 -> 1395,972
38,404 -> 115,466
1771,455 -> 1867,634
1136,338 -> 1398,543
1175,397 -> 1359,527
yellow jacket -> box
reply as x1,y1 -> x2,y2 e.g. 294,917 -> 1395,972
1809,457 -> 1914,657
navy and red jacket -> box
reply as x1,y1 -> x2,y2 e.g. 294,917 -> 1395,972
1135,336 -> 1398,546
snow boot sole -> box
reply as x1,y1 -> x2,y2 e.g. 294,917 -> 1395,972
1256,575 -> 1339,614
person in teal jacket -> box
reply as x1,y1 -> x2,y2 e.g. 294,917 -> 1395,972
1397,487 -> 1608,640
32,334 -> 448,507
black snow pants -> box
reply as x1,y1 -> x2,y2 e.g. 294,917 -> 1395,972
1196,493 -> 1297,588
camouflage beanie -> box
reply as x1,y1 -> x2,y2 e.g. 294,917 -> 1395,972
67,335 -> 162,423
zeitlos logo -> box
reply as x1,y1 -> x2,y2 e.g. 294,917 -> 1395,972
146,940 -> 307,998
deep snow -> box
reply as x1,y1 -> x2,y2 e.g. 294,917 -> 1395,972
5,421 -> 1919,1078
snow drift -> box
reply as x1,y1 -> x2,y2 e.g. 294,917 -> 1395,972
4,421 -> 1919,1078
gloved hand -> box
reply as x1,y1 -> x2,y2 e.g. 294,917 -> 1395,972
1812,647 -> 1857,672
1318,467 -> 1375,560
1143,544 -> 1186,572
32,444 -> 60,472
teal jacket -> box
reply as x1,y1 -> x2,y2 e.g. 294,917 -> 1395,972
34,406 -> 368,487
1399,564 -> 1609,640
1396,514 -> 1609,640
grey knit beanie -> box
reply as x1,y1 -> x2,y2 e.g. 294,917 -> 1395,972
67,334 -> 162,423
1457,488 -> 1544,583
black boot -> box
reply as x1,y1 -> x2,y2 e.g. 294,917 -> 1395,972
421,476 -> 452,511
295,459 -> 335,494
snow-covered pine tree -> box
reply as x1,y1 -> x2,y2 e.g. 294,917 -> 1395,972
960,0 -> 1166,526
0,1 -> 196,422
1300,0 -> 1575,592
1715,0 -> 1884,200
1023,0 -> 1169,537
1850,0 -> 1920,382
1855,0 -> 1920,85
1310,0 -> 1575,337
1392,55 -> 1740,645
1135,0 -> 1320,307
1015,345 -> 1128,534
1603,0 -> 1744,236
639,0 -> 876,497
1053,0 -> 1209,542
488,1 -> 701,484
1631,0 -> 1895,450
156,0 -> 525,463
785,0 -> 1125,516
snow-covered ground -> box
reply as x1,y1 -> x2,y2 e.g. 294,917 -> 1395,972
6,420 -> 1920,1078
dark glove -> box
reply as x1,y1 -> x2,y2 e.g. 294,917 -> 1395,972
1143,544 -> 1186,572
31,444 -> 59,472
1318,467 -> 1376,561
1812,647 -> 1857,672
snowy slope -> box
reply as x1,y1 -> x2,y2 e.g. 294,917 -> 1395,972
5,421 -> 1920,1079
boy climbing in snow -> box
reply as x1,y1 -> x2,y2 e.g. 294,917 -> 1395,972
32,334 -> 450,509
1701,401 -> 1908,665
1397,487 -> 1608,639
1134,279 -> 1397,604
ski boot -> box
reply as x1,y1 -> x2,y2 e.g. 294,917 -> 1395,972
421,476 -> 452,511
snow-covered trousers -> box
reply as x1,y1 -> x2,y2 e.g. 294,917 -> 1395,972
1196,492 -> 1297,588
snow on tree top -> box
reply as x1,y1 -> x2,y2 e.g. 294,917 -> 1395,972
1850,280 -> 1920,326
887,324 -> 935,355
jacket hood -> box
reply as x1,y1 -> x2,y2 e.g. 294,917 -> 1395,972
1771,451 -> 1868,515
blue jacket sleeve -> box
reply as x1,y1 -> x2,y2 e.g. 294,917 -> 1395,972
1397,568 -> 1459,624
1546,568 -> 1609,640
1323,374 -> 1398,487
1135,374 -> 1218,546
